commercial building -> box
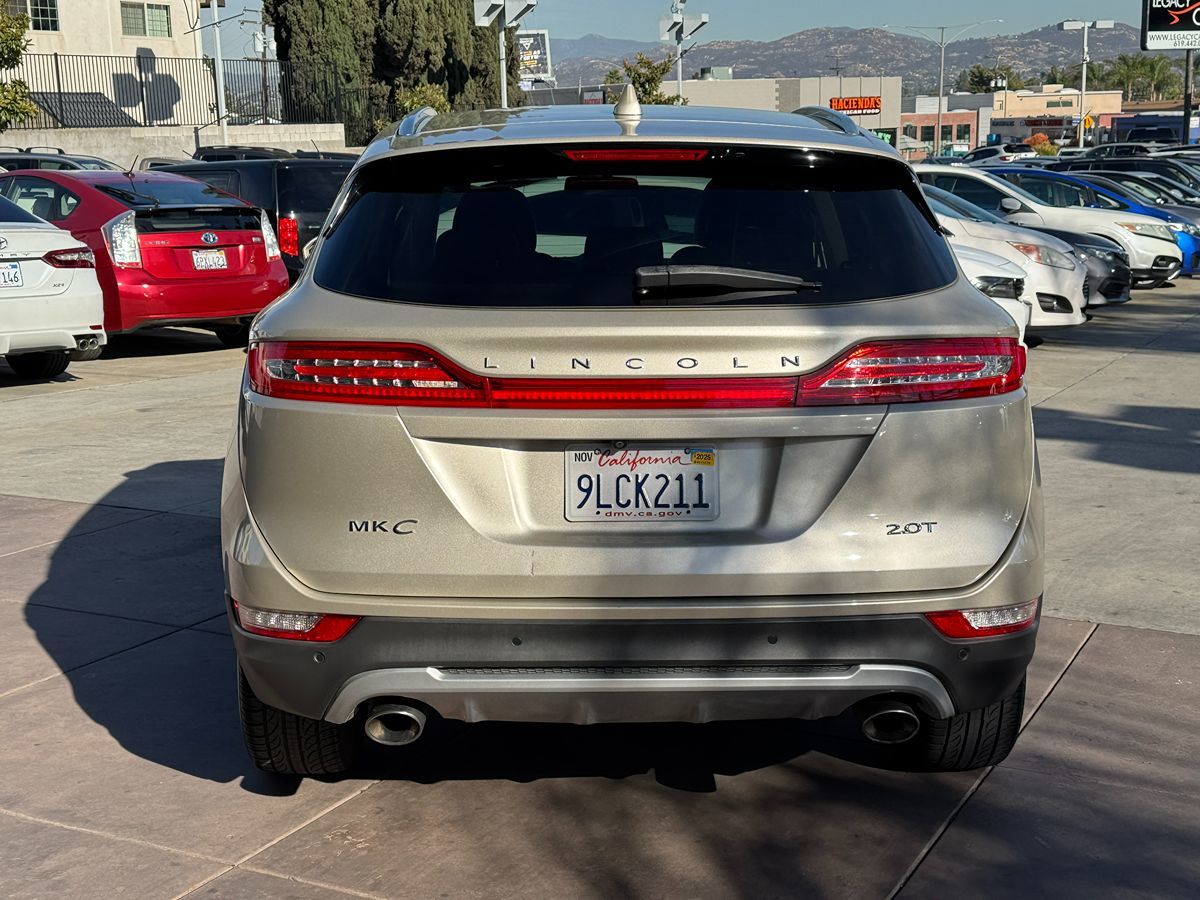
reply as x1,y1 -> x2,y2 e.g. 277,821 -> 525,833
900,95 -> 995,159
9,0 -> 203,57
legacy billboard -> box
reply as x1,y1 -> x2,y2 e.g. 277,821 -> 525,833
1143,0 -> 1200,50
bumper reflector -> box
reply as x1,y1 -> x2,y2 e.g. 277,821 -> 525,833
233,600 -> 360,642
925,597 -> 1040,639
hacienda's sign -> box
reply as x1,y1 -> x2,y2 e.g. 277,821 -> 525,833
1143,0 -> 1200,50
830,96 -> 883,115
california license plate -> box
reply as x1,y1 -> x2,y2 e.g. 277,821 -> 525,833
191,249 -> 227,270
565,444 -> 719,522
0,261 -> 23,287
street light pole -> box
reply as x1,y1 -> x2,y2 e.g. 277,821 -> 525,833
886,19 -> 1002,156
474,2 -> 537,110
1061,20 -> 1113,149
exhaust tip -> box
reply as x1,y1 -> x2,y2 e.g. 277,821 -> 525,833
363,703 -> 426,747
859,702 -> 921,745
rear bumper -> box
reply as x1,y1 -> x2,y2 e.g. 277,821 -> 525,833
109,266 -> 289,333
0,283 -> 106,354
233,605 -> 1037,725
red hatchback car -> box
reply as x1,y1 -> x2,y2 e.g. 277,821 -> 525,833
0,170 -> 290,344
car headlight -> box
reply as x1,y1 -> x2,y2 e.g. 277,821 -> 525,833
1118,221 -> 1176,242
971,275 -> 1023,300
1081,246 -> 1122,264
1008,241 -> 1076,269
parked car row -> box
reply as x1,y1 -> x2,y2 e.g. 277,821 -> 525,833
1,145 -> 357,379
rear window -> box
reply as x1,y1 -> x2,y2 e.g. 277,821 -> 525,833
314,145 -> 956,307
0,194 -> 42,223
278,165 -> 351,213
96,178 -> 244,209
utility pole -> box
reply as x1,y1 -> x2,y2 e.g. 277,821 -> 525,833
663,1 -> 709,100
886,19 -> 1002,156
830,53 -> 844,102
1061,20 -> 1113,149
1184,49 -> 1195,145
208,0 -> 228,144
260,18 -> 269,123
474,1 -> 537,110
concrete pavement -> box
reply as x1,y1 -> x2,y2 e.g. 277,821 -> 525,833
0,292 -> 1197,899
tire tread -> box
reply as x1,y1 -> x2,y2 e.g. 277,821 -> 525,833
238,668 -> 357,775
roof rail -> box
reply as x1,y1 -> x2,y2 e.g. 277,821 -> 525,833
396,106 -> 439,138
792,106 -> 861,136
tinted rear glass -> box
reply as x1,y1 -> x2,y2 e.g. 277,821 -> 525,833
135,207 -> 262,233
0,194 -> 42,223
96,177 -> 244,208
314,146 -> 955,307
278,165 -> 351,214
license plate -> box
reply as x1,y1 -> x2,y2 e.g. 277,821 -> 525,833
565,444 -> 719,522
0,261 -> 23,287
191,249 -> 227,270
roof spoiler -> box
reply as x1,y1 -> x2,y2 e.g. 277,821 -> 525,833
395,106 -> 439,139
792,106 -> 865,137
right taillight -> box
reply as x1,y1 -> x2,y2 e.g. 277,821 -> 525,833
248,337 -> 1024,408
795,337 -> 1025,406
277,215 -> 299,257
100,210 -> 141,268
925,598 -> 1040,639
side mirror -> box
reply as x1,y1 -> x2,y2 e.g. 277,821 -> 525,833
302,237 -> 318,261
999,197 -> 1022,214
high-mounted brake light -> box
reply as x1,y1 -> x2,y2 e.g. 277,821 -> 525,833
101,210 -> 141,268
795,338 -> 1025,406
925,598 -> 1040,639
233,600 -> 359,642
248,337 -> 1025,409
563,148 -> 709,162
276,215 -> 298,258
43,247 -> 95,268
262,211 -> 283,261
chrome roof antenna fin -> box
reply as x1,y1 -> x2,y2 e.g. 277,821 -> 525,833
613,83 -> 642,121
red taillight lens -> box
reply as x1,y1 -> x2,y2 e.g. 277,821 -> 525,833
249,338 -> 1024,409
233,600 -> 359,642
277,216 -> 299,257
43,247 -> 95,268
925,598 -> 1040,639
796,338 -> 1025,406
563,148 -> 709,162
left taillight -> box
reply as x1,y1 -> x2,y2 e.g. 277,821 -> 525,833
233,600 -> 359,642
261,211 -> 282,261
248,337 -> 1025,409
43,247 -> 95,268
101,210 -> 141,268
276,215 -> 299,258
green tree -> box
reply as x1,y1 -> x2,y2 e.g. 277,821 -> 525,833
603,52 -> 686,105
264,0 -> 377,116
1104,54 -> 1151,100
0,12 -> 38,131
1040,64 -> 1072,86
1144,54 -> 1180,100
955,63 -> 1024,93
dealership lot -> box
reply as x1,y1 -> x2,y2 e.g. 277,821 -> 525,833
0,294 -> 1198,899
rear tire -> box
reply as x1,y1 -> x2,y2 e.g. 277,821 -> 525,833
913,677 -> 1025,771
5,350 -> 70,379
213,323 -> 250,348
238,667 -> 359,775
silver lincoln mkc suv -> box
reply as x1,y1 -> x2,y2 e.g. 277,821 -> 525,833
223,89 -> 1043,775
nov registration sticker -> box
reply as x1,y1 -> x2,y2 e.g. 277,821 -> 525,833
565,444 -> 719,522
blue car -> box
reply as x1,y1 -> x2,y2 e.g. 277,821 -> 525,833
987,166 -> 1200,276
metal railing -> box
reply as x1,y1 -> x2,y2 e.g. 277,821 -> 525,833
2,53 -> 356,131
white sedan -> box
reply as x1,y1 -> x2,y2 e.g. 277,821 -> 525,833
950,243 -> 1032,344
0,196 -> 105,380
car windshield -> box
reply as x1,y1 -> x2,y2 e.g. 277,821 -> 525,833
0,194 -> 43,223
1145,173 -> 1200,200
95,177 -> 243,208
315,145 -> 957,308
923,184 -> 1007,223
1103,177 -> 1169,204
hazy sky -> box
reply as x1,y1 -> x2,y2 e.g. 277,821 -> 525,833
518,0 -> 1140,43
203,0 -> 1143,60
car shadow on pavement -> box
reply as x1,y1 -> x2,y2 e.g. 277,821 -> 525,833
101,327 -> 229,359
1033,404 -> 1200,474
25,457 -> 919,794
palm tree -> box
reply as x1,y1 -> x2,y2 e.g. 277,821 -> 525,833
1145,54 -> 1180,100
1104,54 -> 1150,101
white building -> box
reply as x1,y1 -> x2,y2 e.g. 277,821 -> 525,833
8,0 -> 202,57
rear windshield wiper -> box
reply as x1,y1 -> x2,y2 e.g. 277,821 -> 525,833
634,265 -> 822,304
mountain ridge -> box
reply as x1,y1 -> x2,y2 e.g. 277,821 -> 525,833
548,23 -> 1145,88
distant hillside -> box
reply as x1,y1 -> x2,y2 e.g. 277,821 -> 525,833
550,22 -> 1144,89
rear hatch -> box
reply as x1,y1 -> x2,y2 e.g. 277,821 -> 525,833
242,143 -> 1033,600
134,206 -> 268,279
275,162 -> 352,259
